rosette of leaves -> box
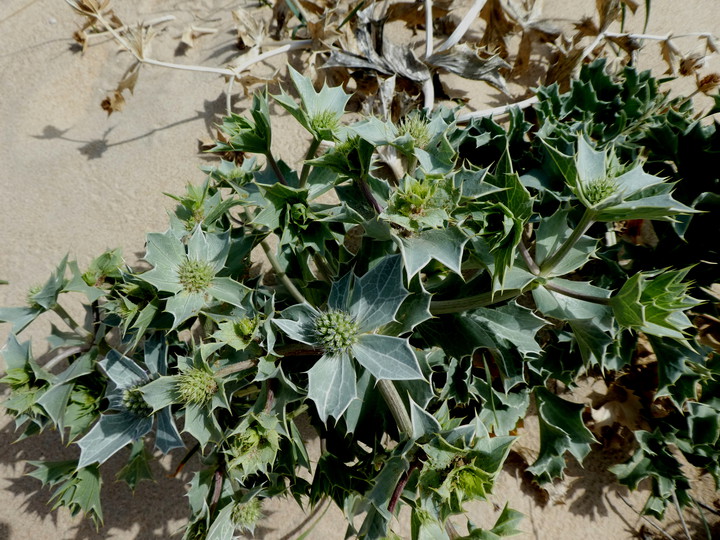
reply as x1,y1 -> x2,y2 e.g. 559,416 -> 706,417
76,339 -> 183,468
273,65 -> 351,142
543,135 -> 695,223
273,255 -> 424,421
139,226 -> 249,328
141,352 -> 231,448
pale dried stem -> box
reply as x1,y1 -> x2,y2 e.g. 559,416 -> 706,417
422,0 -> 435,110
436,0 -> 487,52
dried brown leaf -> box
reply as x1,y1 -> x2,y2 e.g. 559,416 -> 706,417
679,52 -> 705,76
479,0 -> 517,57
545,40 -> 585,90
706,35 -> 720,54
606,35 -> 641,56
596,0 -> 622,31
116,63 -> 140,94
180,26 -> 217,49
695,314 -> 720,352
696,72 -> 720,94
513,21 -> 561,75
590,384 -> 645,436
384,2 -> 450,28
574,16 -> 599,41
232,8 -> 266,49
619,0 -> 640,13
101,90 -> 125,116
660,38 -> 680,75
427,44 -> 511,95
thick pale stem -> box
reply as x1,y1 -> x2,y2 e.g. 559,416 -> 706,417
435,0 -> 487,52
215,360 -> 257,378
377,379 -> 413,438
430,288 -> 524,315
261,239 -> 307,304
519,237 -> 540,275
52,304 -> 92,339
422,0 -> 435,110
539,209 -> 596,277
358,176 -> 383,214
543,281 -> 610,305
43,345 -> 91,371
266,153 -> 288,186
299,138 -> 321,188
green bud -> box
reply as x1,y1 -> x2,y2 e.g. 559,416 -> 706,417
584,177 -> 618,205
177,368 -> 218,405
313,310 -> 360,353
398,111 -> 431,149
26,285 -> 43,309
177,259 -> 214,294
231,498 -> 263,531
122,385 -> 153,417
309,109 -> 341,136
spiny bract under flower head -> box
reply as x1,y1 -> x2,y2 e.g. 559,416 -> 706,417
314,310 -> 359,353
231,498 -> 263,530
584,177 -> 618,205
26,285 -> 43,309
309,109 -> 341,135
398,112 -> 431,149
177,368 -> 218,405
177,259 -> 214,293
122,385 -> 153,417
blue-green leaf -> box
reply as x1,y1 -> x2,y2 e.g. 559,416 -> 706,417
527,387 -> 596,482
77,413 -> 153,467
396,227 -> 468,278
307,352 -> 357,422
349,255 -> 408,332
353,334 -> 422,380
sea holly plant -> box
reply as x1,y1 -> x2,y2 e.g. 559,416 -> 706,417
1,61 -> 719,540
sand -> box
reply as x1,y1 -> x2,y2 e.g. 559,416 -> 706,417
0,0 -> 718,538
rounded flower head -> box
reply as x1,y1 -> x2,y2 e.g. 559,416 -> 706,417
232,498 -> 263,532
314,310 -> 360,353
177,259 -> 214,293
122,385 -> 153,417
177,368 -> 218,405
309,109 -> 341,135
583,177 -> 619,205
398,111 -> 431,149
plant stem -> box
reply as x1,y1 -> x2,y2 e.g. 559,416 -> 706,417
435,0 -> 487,52
215,359 -> 257,378
299,138 -> 321,188
539,209 -> 596,277
388,462 -> 420,513
266,152 -> 288,185
430,288 -> 524,315
519,236 -> 540,275
261,239 -> 308,304
377,379 -> 413,438
43,345 -> 91,371
357,176 -> 383,214
457,96 -> 539,122
543,281 -> 610,305
52,304 -> 92,339
673,491 -> 692,540
422,0 -> 435,110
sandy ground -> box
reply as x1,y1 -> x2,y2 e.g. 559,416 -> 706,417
0,0 -> 718,538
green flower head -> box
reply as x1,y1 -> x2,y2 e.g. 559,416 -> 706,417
273,66 -> 351,141
177,367 -> 218,405
140,227 -> 249,328
273,256 -> 424,422
397,111 -> 432,149
232,498 -> 263,531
